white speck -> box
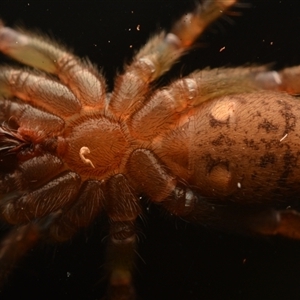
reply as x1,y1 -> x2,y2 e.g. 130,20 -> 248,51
79,146 -> 95,168
272,71 -> 282,84
219,46 -> 225,52
280,133 -> 288,142
67,272 -> 71,278
237,182 -> 241,188
137,24 -> 140,31
165,33 -> 181,47
185,78 -> 197,99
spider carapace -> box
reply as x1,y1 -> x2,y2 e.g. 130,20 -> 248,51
1,0 -> 300,299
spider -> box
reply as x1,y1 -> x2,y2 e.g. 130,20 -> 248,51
1,0 -> 300,299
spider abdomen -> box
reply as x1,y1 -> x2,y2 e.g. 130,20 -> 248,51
157,91 -> 300,203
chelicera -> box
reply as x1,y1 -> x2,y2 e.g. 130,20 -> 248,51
1,0 -> 300,299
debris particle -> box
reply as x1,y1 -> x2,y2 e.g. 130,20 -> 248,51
280,133 -> 288,142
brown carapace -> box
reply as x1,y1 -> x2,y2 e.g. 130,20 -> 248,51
1,0 -> 300,299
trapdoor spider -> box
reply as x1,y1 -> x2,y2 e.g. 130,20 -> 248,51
1,0 -> 300,299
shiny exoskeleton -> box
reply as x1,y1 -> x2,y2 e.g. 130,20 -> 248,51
1,0 -> 300,299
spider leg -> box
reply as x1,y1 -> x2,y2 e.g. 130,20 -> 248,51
250,65 -> 300,95
49,180 -> 105,241
109,0 -> 237,119
278,66 -> 300,94
105,174 -> 141,299
186,198 -> 300,239
49,176 -> 139,297
0,210 -> 61,286
129,67 -> 269,141
0,171 -> 80,224
0,98 -> 64,139
127,149 -> 199,217
247,209 -> 300,239
171,0 -> 236,48
0,23 -> 106,108
0,67 -> 81,117
280,211 -> 300,238
0,153 -> 64,195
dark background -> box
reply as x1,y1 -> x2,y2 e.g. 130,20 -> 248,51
0,1 -> 300,299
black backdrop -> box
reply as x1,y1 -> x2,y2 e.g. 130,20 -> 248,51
0,1 -> 300,299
